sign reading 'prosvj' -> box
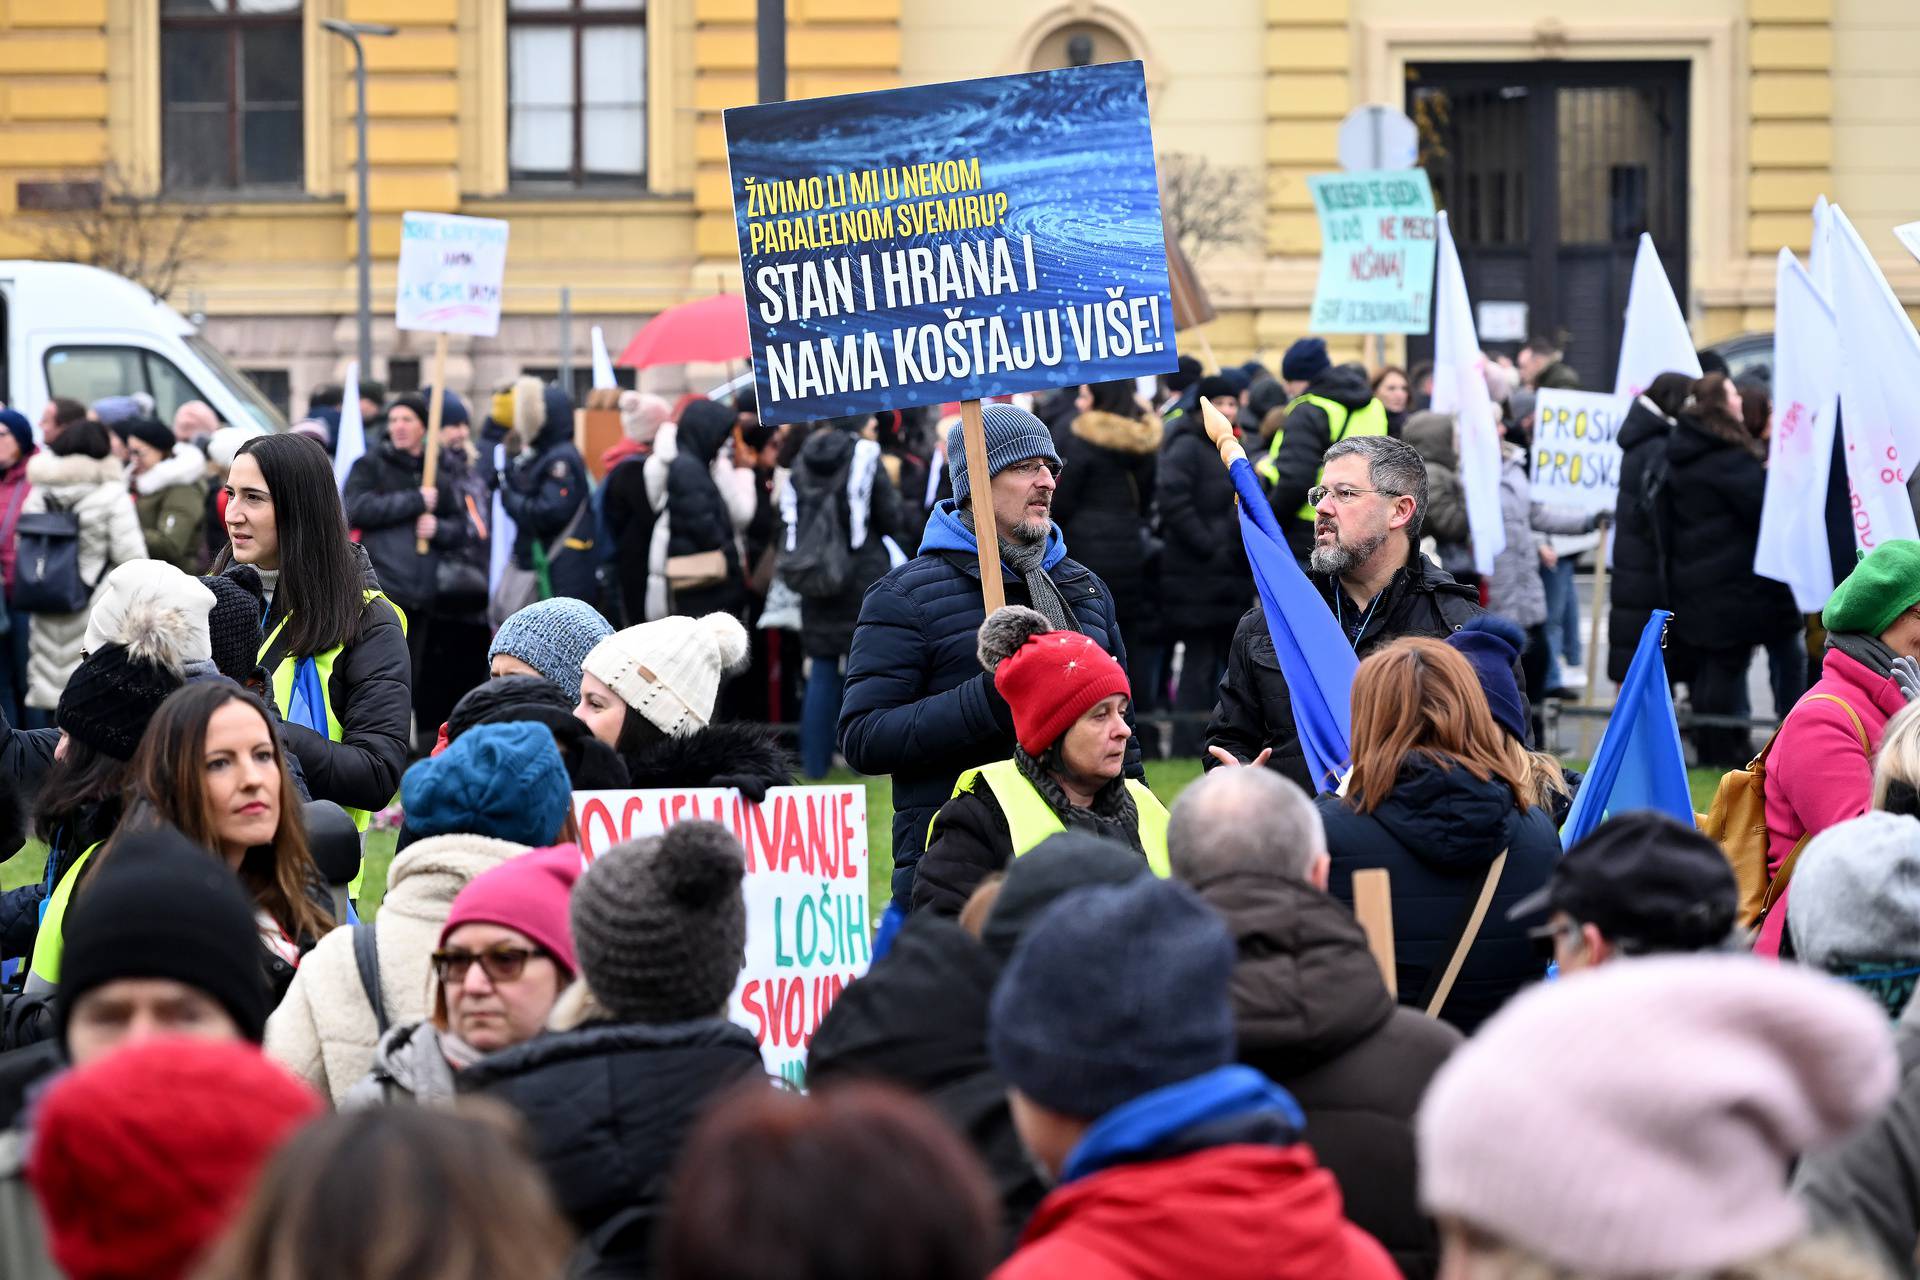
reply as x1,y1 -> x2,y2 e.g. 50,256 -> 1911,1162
1305,170 -> 1437,334
1532,389 -> 1628,513
571,786 -> 871,1087
724,61 -> 1178,424
396,211 -> 510,337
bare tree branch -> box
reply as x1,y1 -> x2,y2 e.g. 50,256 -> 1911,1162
1157,152 -> 1257,262
25,163 -> 221,304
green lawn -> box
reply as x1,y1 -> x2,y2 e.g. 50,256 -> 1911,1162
1,756 -> 1717,923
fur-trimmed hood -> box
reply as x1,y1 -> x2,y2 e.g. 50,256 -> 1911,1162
132,442 -> 208,497
1070,409 -> 1160,455
26,451 -> 123,491
620,720 -> 794,793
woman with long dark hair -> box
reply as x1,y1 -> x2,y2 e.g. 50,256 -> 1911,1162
31,682 -> 333,1003
1318,638 -> 1560,1034
217,433 -> 410,830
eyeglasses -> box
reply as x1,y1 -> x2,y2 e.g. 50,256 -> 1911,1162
431,946 -> 542,986
1003,457 -> 1062,479
1308,483 -> 1400,506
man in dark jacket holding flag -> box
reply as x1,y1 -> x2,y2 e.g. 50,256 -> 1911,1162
1207,434 -> 1509,792
838,404 -> 1138,915
1257,339 -> 1392,559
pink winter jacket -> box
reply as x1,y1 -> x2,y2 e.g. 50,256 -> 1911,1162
1757,646 -> 1906,955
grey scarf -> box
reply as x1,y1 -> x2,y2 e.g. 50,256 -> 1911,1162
958,507 -> 1078,632
1014,747 -> 1143,854
1830,629 -> 1899,682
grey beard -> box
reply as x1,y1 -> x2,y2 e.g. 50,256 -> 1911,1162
1011,514 -> 1050,544
1309,529 -> 1387,577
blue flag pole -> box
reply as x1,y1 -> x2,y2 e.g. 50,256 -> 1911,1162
1558,609 -> 1694,846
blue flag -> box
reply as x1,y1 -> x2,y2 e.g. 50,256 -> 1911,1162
1560,609 -> 1694,846
1227,456 -> 1355,791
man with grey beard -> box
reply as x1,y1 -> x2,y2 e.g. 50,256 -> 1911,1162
1204,435 -> 1517,791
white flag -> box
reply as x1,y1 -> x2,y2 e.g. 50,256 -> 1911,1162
1429,210 -> 1506,576
1810,195 -> 1833,300
1829,205 -> 1920,548
590,325 -> 618,391
489,441 -> 517,596
1755,250 -> 1839,611
1613,233 -> 1701,399
332,360 -> 365,495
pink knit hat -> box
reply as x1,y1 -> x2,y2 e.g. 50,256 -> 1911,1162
439,845 -> 584,979
1418,955 -> 1897,1275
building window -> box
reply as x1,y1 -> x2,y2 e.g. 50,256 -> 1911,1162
508,0 -> 647,188
386,357 -> 422,395
160,0 -> 305,192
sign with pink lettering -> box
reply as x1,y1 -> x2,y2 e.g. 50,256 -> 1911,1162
572,786 -> 872,1086
1306,170 -> 1437,334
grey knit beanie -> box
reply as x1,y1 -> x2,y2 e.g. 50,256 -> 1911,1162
571,819 -> 747,1024
946,403 -> 1059,505
1789,811 -> 1920,968
488,597 -> 614,703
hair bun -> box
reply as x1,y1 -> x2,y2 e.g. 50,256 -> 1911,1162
977,606 -> 1052,674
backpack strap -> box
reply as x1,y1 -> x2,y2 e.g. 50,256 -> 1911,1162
352,923 -> 389,1037
1419,849 -> 1509,1018
1758,694 -> 1871,917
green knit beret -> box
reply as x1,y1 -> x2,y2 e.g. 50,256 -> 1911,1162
1823,540 -> 1920,636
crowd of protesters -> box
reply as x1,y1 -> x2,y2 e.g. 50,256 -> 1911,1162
0,331 -> 1919,1280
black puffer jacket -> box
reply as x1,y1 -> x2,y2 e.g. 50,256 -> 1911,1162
500,385 -> 590,573
1053,409 -> 1160,626
601,451 -> 655,628
838,502 -> 1138,909
664,401 -> 746,617
1607,395 -> 1677,683
460,1019 -> 767,1274
1190,868 -> 1462,1280
1205,553 -> 1498,791
1319,757 -> 1559,1034
620,720 -> 793,804
789,426 -> 901,659
1264,363 -> 1381,556
1665,410 -> 1802,653
255,547 -> 412,814
807,915 -> 1043,1253
343,438 -> 464,611
1155,415 -> 1252,632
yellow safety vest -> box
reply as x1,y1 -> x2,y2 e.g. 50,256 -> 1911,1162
28,843 -> 99,986
261,590 -> 406,899
1255,394 -> 1392,518
933,759 -> 1170,876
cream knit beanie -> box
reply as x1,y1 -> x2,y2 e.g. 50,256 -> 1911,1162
1418,954 -> 1897,1276
582,613 -> 750,737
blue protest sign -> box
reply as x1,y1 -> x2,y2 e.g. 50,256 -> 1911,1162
724,61 -> 1177,425
1305,170 -> 1436,334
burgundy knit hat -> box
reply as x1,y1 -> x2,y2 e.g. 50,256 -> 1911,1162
439,844 -> 584,979
29,1037 -> 322,1280
977,606 -> 1129,756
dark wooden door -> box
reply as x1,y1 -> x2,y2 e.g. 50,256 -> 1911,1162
1404,61 -> 1690,391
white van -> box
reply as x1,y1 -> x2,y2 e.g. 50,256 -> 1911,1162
0,261 -> 286,434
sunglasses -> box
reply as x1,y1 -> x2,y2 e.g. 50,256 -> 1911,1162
431,945 -> 543,986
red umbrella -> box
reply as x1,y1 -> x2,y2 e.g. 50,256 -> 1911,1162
616,295 -> 752,368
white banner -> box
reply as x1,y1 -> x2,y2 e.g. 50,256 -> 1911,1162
1532,389 -> 1627,515
1613,233 -> 1701,399
332,360 -> 364,495
396,211 -> 510,337
1829,205 -> 1920,550
571,786 -> 872,1086
1429,210 -> 1506,575
591,325 -> 619,391
1755,249 -> 1840,612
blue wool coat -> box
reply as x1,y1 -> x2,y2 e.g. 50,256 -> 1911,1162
838,501 -> 1139,910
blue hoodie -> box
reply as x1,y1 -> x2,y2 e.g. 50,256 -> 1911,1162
917,499 -> 1070,576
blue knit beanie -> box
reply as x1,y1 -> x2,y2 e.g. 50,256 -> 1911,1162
0,408 -> 31,460
989,876 -> 1236,1119
1446,614 -> 1529,744
945,403 -> 1059,506
401,721 -> 571,847
1281,337 -> 1331,384
488,597 -> 614,703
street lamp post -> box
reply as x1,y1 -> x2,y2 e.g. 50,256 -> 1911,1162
321,19 -> 397,379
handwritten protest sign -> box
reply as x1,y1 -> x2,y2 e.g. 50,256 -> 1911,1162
572,786 -> 871,1085
1532,389 -> 1627,513
396,211 -> 509,337
1305,170 -> 1437,334
723,61 -> 1176,424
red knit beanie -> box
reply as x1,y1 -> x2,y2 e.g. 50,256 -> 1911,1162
978,606 -> 1130,755
29,1037 -> 323,1280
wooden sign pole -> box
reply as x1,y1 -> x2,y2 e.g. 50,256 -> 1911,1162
416,330 -> 449,555
1351,868 -> 1397,998
959,398 -> 1004,613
